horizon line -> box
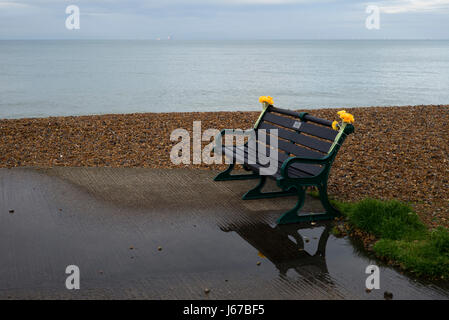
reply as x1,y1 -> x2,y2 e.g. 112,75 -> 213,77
1,38 -> 449,41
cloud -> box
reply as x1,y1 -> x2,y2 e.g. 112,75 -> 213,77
0,0 -> 326,8
375,0 -> 449,14
0,1 -> 32,9
203,0 -> 321,4
1,0 -> 449,39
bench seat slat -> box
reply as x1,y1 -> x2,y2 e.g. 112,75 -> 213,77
276,139 -> 324,159
246,163 -> 308,180
225,146 -> 312,179
222,144 -> 323,177
254,145 -> 323,177
238,143 -> 323,176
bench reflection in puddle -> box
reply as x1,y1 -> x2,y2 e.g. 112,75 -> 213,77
221,221 -> 332,278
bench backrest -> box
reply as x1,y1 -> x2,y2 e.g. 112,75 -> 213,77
255,106 -> 340,160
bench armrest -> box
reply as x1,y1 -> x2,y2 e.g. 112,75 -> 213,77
280,154 -> 333,178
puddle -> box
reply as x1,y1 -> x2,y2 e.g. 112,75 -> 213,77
223,220 -> 449,299
0,168 -> 448,299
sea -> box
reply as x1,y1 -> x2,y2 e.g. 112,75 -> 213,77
1,40 -> 448,119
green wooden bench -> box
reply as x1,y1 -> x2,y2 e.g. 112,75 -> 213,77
214,105 -> 354,224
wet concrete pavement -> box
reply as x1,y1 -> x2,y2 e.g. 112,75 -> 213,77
0,167 -> 448,299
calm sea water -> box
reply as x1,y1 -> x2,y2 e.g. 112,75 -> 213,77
1,40 -> 449,119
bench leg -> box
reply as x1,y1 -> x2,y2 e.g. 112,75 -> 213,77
276,187 -> 307,224
242,176 -> 298,200
316,224 -> 331,257
214,163 -> 259,181
318,183 -> 340,217
276,185 -> 340,224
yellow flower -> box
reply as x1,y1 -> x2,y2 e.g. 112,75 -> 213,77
340,112 -> 355,124
337,110 -> 347,117
332,120 -> 339,131
259,96 -> 274,105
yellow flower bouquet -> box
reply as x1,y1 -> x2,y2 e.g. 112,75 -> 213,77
332,110 -> 355,131
259,96 -> 274,106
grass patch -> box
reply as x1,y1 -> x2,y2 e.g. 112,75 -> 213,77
337,199 -> 427,241
335,198 -> 449,278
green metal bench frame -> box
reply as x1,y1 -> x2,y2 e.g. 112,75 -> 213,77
214,105 -> 354,224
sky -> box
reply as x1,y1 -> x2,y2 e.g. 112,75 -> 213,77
0,0 -> 448,39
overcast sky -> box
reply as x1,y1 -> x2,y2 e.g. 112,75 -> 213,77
1,0 -> 448,39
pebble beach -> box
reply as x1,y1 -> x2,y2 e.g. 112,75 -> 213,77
1,105 -> 448,228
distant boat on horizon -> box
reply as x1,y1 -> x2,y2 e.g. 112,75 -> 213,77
155,36 -> 172,41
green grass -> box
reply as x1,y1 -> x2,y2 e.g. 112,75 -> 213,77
335,198 -> 449,278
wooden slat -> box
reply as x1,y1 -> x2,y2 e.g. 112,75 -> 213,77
299,122 -> 337,141
270,106 -> 333,127
276,139 -> 323,158
258,122 -> 331,153
303,114 -> 333,127
222,144 -> 323,177
270,106 -> 302,118
246,163 -> 312,180
262,112 -> 297,129
262,112 -> 337,141
223,144 -> 287,168
243,143 -> 323,176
